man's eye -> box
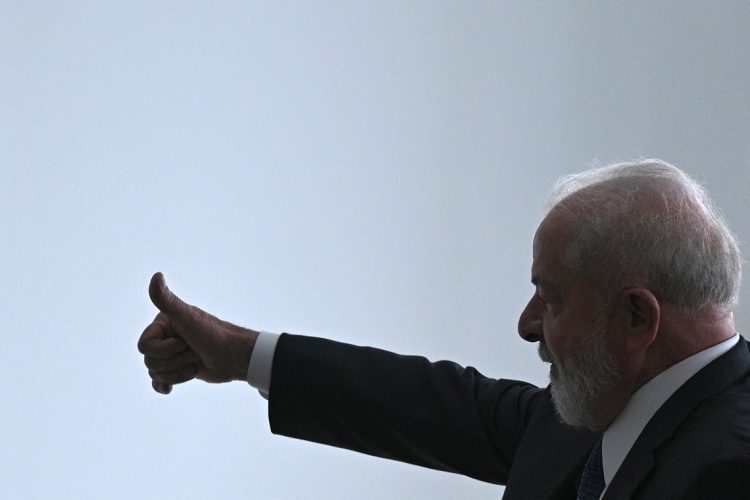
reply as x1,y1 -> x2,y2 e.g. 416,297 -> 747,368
539,295 -> 558,310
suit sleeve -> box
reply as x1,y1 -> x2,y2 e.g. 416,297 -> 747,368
267,333 -> 545,485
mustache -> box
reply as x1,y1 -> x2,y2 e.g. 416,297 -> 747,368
538,342 -> 554,363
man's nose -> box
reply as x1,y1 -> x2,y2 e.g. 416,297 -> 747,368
518,297 -> 543,343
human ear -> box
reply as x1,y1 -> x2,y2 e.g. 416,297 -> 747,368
623,288 -> 660,352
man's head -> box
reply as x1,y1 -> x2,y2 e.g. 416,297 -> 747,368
518,159 -> 742,431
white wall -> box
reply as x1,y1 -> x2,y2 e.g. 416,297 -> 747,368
2,2 -> 749,498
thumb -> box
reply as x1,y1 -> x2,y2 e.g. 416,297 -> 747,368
149,272 -> 190,317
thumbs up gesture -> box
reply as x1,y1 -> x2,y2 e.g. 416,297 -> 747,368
137,273 -> 259,394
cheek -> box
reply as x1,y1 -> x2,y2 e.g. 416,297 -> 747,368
543,316 -> 586,359
542,315 -> 566,345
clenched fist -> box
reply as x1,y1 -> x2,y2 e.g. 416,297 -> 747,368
137,272 -> 259,394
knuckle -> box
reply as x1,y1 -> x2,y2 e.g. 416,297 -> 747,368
147,358 -> 173,372
165,337 -> 188,355
150,370 -> 176,384
137,336 -> 149,354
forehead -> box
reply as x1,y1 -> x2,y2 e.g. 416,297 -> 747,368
533,211 -> 571,260
531,211 -> 574,284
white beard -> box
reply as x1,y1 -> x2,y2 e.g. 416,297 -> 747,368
538,325 -> 621,430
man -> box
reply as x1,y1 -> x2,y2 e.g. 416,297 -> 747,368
138,159 -> 750,499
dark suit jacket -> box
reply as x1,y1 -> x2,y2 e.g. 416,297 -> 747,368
268,335 -> 750,499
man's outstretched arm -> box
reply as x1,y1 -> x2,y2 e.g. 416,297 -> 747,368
135,272 -> 549,485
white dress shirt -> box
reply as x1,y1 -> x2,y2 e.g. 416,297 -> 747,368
246,331 -> 281,398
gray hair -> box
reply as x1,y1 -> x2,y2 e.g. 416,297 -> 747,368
545,159 -> 742,315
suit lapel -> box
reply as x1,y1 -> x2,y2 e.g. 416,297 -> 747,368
602,338 -> 750,500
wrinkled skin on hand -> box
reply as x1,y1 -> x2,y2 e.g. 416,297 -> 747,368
137,273 -> 258,394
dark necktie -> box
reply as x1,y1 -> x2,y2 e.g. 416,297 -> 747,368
577,437 -> 605,500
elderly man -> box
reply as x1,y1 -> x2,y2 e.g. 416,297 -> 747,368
138,159 -> 750,499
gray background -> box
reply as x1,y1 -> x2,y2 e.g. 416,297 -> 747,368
2,2 -> 749,499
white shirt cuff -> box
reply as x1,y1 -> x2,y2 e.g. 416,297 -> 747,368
247,330 -> 280,399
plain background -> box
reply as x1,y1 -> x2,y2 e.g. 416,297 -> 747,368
2,2 -> 749,499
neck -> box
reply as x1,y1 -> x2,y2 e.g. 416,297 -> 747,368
637,307 -> 735,388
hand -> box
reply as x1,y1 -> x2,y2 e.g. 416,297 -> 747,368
137,272 -> 259,394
